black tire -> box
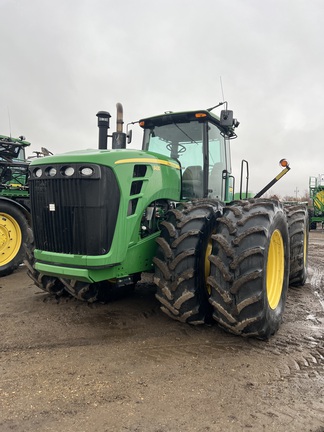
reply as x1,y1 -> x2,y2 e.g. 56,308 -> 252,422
25,228 -> 139,303
24,228 -> 66,296
285,205 -> 309,287
308,208 -> 316,230
59,274 -> 141,303
310,221 -> 317,230
153,201 -> 222,325
59,278 -> 100,303
208,199 -> 290,339
0,201 -> 29,277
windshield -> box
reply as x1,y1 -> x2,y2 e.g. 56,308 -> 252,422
0,144 -> 26,162
142,120 -> 228,200
142,121 -> 204,169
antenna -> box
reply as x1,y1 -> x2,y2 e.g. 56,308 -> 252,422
206,77 -> 227,112
220,76 -> 225,101
7,106 -> 12,137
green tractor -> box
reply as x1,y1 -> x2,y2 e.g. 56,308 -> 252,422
0,135 -> 31,276
308,175 -> 324,230
25,103 -> 309,339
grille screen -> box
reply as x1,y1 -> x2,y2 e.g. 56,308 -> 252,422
29,164 -> 120,255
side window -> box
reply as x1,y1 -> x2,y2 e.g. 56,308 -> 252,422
16,147 -> 26,161
143,122 -> 205,198
181,141 -> 204,198
208,123 -> 226,200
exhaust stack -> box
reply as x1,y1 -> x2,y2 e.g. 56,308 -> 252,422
112,103 -> 127,149
96,111 -> 111,150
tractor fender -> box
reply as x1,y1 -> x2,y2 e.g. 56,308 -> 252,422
0,196 -> 31,224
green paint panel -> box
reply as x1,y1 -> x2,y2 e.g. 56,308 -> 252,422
32,149 -> 181,281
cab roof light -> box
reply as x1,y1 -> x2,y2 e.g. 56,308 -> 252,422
195,113 -> 207,118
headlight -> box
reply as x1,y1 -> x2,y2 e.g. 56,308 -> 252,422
35,168 -> 42,178
47,167 -> 57,177
63,166 -> 75,177
80,167 -> 94,176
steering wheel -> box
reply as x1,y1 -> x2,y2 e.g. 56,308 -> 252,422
166,143 -> 186,154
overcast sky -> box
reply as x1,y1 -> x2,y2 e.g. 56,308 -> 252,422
1,0 -> 323,198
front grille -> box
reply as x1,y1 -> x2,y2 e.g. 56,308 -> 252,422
29,164 -> 120,255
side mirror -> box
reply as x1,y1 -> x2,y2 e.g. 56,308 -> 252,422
127,129 -> 133,144
220,110 -> 234,127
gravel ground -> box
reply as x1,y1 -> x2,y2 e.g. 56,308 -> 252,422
0,232 -> 323,432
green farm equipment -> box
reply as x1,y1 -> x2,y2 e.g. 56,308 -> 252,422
0,135 -> 52,276
308,175 -> 324,229
25,103 -> 309,339
0,135 -> 31,276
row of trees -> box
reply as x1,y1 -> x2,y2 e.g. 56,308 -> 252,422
266,190 -> 311,203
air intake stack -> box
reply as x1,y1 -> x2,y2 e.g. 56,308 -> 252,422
96,111 -> 111,149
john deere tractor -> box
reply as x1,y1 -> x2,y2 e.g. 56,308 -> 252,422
308,175 -> 324,229
0,135 -> 31,276
25,103 -> 309,339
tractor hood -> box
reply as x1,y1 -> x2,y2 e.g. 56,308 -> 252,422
29,148 -> 180,170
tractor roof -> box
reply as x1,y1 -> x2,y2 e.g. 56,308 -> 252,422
0,135 -> 31,147
139,109 -> 236,139
0,135 -> 31,161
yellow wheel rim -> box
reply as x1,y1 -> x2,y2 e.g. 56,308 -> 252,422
205,237 -> 213,295
266,229 -> 284,310
0,212 -> 22,266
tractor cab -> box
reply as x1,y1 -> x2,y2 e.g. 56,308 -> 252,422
0,135 -> 30,162
0,135 -> 31,189
140,108 -> 238,202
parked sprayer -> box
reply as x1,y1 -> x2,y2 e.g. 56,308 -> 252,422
308,174 -> 324,229
0,135 -> 52,276
25,103 -> 309,339
0,135 -> 31,276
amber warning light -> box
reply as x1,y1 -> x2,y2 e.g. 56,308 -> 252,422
279,159 -> 289,168
254,158 -> 291,198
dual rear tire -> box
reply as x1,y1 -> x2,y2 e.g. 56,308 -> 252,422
285,205 -> 309,287
154,199 -> 295,339
208,199 -> 290,339
153,201 -> 222,325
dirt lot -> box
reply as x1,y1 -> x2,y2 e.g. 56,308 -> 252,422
0,232 -> 323,432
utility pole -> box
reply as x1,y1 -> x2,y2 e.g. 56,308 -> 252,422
294,187 -> 299,200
